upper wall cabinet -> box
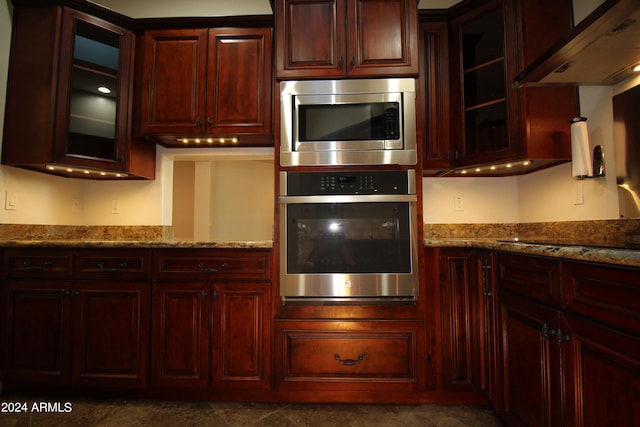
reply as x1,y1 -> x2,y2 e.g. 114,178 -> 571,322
275,0 -> 418,79
135,27 -> 273,148
440,0 -> 579,176
2,5 -> 155,179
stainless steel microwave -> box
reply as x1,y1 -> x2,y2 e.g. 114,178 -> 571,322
280,78 -> 417,167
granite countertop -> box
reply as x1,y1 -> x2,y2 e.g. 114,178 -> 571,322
425,238 -> 640,268
0,240 -> 273,249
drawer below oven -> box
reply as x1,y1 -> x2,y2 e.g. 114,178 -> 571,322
274,320 -> 425,391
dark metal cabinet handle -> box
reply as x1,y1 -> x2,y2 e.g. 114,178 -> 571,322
196,117 -> 202,126
350,56 -> 355,67
338,56 -> 344,68
542,323 -> 552,340
334,353 -> 364,366
23,260 -> 52,271
481,263 -> 492,296
551,329 -> 571,347
97,262 -> 126,273
197,262 -> 227,273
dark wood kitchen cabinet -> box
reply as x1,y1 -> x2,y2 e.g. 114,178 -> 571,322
497,253 -> 640,427
151,282 -> 211,388
560,261 -> 640,427
2,5 -> 155,179
70,281 -> 150,388
418,16 -> 452,174
0,248 -> 151,389
275,0 -> 418,79
273,320 -> 425,392
136,27 -> 273,146
438,248 -> 498,405
447,0 -> 578,174
1,280 -> 72,385
151,249 -> 271,390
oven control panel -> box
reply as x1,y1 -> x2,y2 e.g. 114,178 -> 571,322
284,170 -> 412,195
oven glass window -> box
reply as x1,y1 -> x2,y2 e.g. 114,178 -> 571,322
299,102 -> 398,142
286,202 -> 412,274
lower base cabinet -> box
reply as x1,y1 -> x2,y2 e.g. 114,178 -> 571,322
273,320 -> 425,392
1,249 -> 151,389
2,281 -> 150,389
151,249 -> 271,390
152,281 -> 270,389
498,253 -> 640,427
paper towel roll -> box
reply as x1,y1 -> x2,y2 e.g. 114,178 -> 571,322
571,117 -> 592,178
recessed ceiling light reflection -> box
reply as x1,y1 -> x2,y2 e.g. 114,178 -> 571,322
97,86 -> 111,94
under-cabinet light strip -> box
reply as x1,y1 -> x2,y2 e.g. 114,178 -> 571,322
46,165 -> 128,178
456,160 -> 532,175
177,137 -> 239,145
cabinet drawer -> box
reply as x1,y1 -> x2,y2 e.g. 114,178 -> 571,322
497,253 -> 561,307
4,248 -> 73,278
274,321 -> 423,391
74,249 -> 151,280
563,261 -> 640,336
153,249 -> 271,281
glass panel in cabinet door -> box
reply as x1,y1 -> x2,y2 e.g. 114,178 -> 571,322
67,20 -> 119,161
464,101 -> 508,156
460,6 -> 504,70
463,59 -> 506,108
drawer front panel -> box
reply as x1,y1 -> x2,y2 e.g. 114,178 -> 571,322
563,261 -> 640,336
4,249 -> 73,278
153,249 -> 271,280
74,249 -> 151,280
275,321 -> 423,391
497,253 -> 561,307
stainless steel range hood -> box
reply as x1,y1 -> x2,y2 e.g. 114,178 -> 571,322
514,0 -> 640,87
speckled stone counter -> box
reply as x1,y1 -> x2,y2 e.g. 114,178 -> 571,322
0,224 -> 272,249
0,239 -> 273,249
424,238 -> 640,268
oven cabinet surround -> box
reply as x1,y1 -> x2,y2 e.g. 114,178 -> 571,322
0,248 -> 151,389
497,253 -> 640,427
151,249 -> 271,390
437,248 -> 499,407
1,5 -> 155,180
135,26 -> 273,146
275,0 -> 419,79
445,0 -> 579,172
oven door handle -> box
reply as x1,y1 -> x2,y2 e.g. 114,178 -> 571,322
279,194 -> 417,204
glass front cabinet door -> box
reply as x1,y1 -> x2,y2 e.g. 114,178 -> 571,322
55,8 -> 133,172
2,5 -> 154,179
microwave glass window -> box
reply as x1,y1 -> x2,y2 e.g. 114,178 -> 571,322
299,102 -> 398,141
285,202 -> 412,274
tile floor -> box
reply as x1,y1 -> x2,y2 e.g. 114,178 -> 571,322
0,395 -> 503,426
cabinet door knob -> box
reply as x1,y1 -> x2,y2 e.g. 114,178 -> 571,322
338,56 -> 344,68
196,117 -> 202,126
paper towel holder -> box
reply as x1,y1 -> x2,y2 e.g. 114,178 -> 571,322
591,145 -> 605,178
571,116 -> 605,180
574,145 -> 605,180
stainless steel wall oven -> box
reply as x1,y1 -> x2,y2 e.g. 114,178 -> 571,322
279,169 -> 419,304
